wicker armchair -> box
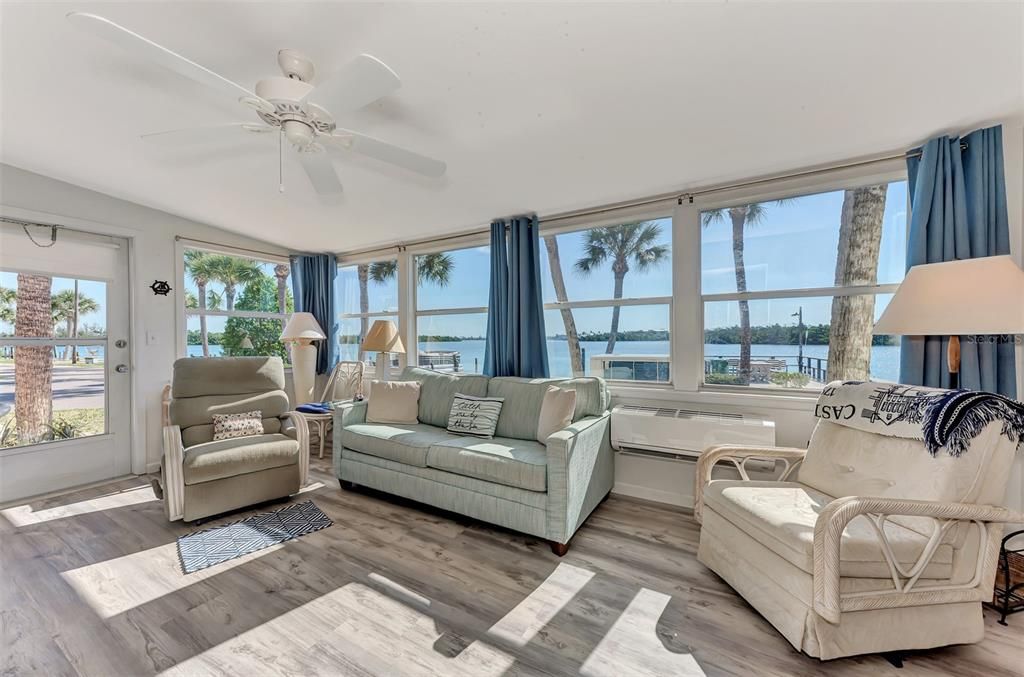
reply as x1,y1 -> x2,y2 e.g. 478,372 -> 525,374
694,386 -> 1023,661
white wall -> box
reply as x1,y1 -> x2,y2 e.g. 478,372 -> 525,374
611,121 -> 1024,522
0,163 -> 292,477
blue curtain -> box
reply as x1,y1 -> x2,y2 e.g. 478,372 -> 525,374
483,216 -> 550,377
289,253 -> 337,375
901,124 -> 1015,396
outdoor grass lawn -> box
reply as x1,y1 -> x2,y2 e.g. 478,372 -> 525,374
0,408 -> 105,447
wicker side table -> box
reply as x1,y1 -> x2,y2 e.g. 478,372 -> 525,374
985,529 -> 1024,625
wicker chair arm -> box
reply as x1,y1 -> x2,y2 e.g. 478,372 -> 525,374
693,445 -> 807,523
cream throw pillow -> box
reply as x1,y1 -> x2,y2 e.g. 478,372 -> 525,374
366,381 -> 420,424
537,386 -> 577,443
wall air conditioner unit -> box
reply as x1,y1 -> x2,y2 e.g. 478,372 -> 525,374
611,404 -> 775,461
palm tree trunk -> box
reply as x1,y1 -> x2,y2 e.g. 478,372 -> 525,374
543,236 -> 583,375
64,319 -> 73,360
197,280 -> 210,357
827,186 -> 887,382
357,264 -> 369,362
274,264 -> 290,314
15,274 -> 53,443
225,283 -> 235,312
71,279 -> 79,364
729,210 -> 752,385
606,270 -> 626,354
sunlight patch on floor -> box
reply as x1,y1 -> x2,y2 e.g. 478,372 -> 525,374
580,588 -> 705,677
61,540 -> 283,619
160,581 -> 516,677
1,484 -> 156,527
487,562 -> 594,647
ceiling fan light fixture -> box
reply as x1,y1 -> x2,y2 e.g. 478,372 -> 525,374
277,49 -> 315,82
282,120 -> 315,148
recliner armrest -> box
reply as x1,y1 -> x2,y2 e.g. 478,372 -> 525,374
161,424 -> 185,521
283,412 -> 310,485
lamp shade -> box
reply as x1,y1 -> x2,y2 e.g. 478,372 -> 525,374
874,255 -> 1024,336
280,312 -> 326,341
362,319 -> 405,354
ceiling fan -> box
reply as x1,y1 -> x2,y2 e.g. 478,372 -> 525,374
66,12 -> 446,194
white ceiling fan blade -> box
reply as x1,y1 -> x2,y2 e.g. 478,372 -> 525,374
298,148 -> 343,194
66,12 -> 273,113
305,54 -> 400,113
141,123 -> 274,146
325,129 -> 446,178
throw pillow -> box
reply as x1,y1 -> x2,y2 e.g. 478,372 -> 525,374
366,381 -> 420,424
447,393 -> 504,438
537,385 -> 577,443
212,410 -> 264,441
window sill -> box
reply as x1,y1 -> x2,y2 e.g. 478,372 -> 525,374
608,383 -> 818,412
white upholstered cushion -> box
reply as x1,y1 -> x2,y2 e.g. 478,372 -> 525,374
366,381 -> 420,424
702,479 -> 953,579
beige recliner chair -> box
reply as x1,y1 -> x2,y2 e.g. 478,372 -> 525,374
694,381 -> 1022,661
157,356 -> 309,523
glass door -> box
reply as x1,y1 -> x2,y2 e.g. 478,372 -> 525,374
0,227 -> 130,501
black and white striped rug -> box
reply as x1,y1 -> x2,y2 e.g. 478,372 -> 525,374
177,500 -> 332,574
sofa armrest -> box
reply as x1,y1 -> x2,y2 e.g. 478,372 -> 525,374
544,412 -> 614,544
335,400 -> 368,429
694,445 -> 807,523
812,495 -> 1024,624
283,412 -> 311,485
161,425 -> 185,521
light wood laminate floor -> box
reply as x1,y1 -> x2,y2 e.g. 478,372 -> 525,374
2,455 -> 1021,676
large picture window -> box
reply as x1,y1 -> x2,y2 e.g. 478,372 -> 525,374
337,259 -> 399,367
541,218 -> 672,381
415,246 -> 488,374
699,180 -> 907,390
181,247 -> 292,363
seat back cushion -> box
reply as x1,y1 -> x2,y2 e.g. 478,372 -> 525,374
799,419 -> 1014,504
487,376 -> 609,441
171,356 -> 290,447
397,367 -> 489,427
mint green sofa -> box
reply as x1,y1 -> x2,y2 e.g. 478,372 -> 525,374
333,367 -> 613,554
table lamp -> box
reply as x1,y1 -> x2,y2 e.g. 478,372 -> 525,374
873,255 -> 1024,388
361,320 -> 405,381
281,312 -> 326,404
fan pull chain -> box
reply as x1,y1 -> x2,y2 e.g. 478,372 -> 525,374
278,130 -> 284,193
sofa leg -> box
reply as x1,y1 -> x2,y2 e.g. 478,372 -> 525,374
881,651 -> 905,669
339,479 -> 357,491
549,541 -> 570,557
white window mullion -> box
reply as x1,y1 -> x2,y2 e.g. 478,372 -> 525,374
674,199 -> 702,392
398,250 -> 414,372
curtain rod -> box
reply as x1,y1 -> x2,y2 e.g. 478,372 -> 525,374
341,141 -> 967,259
1,216 -> 123,248
175,235 -> 289,261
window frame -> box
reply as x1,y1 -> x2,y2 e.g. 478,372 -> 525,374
336,258 -> 400,371
678,159 -> 908,396
174,240 -> 291,360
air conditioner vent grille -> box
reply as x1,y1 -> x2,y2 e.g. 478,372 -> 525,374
618,404 -> 744,421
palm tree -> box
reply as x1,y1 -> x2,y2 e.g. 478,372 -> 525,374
208,255 -> 262,311
0,286 -> 15,326
273,264 -> 290,314
827,185 -> 888,382
184,250 -> 219,357
51,288 -> 99,361
355,256 -> 453,360
701,203 -> 772,385
543,236 -> 583,375
574,222 -> 669,353
14,273 -> 53,444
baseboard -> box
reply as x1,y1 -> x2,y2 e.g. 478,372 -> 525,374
146,461 -> 161,475
612,481 -> 693,508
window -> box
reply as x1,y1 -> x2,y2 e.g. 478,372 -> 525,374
337,259 -> 398,368
415,246 -> 489,374
541,218 -> 672,381
1,272 -> 108,447
699,180 -> 907,390
181,247 -> 292,363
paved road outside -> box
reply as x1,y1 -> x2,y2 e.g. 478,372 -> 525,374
0,364 -> 104,417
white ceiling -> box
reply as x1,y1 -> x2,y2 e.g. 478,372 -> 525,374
2,2 -> 1022,253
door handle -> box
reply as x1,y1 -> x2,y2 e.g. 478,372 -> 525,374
115,364 -> 128,374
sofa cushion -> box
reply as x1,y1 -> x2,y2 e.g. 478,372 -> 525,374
171,390 -> 289,430
398,367 -> 490,428
182,433 -> 299,485
342,422 -> 455,467
702,479 -> 953,579
182,417 -> 282,448
426,436 -> 548,492
486,376 -> 609,441
172,356 -> 286,397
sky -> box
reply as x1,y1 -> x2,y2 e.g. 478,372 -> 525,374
338,180 -> 907,337
0,273 -> 108,336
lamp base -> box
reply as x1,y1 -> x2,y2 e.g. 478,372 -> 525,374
291,341 -> 318,404
947,335 -> 961,390
376,352 -> 390,382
